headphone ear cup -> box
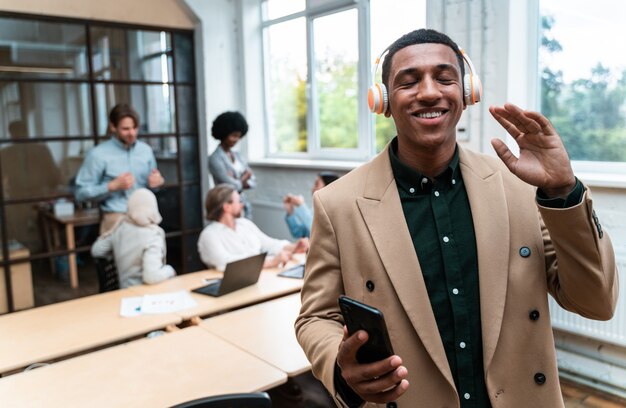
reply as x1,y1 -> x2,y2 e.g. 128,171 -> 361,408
368,83 -> 388,114
463,73 -> 482,105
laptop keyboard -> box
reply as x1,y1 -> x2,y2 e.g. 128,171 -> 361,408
196,280 -> 221,296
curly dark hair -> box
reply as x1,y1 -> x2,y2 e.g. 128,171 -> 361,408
381,29 -> 465,93
211,111 -> 249,141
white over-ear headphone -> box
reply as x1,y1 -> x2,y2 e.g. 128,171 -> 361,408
367,45 -> 482,115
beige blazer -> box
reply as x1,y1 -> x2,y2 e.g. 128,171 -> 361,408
296,145 -> 618,408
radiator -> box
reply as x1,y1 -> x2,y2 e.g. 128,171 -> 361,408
549,252 -> 626,348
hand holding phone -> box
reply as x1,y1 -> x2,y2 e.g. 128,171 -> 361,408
338,295 -> 395,364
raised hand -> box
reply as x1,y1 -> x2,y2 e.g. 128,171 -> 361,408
108,172 -> 135,192
489,103 -> 576,198
147,169 -> 165,188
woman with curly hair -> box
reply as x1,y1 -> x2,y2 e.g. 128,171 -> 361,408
208,111 -> 256,219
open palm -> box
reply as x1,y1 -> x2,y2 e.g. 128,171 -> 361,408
489,103 -> 576,197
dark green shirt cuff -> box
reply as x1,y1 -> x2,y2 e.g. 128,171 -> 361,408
334,362 -> 364,407
536,178 -> 584,208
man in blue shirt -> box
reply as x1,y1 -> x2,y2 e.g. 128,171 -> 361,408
75,104 -> 165,233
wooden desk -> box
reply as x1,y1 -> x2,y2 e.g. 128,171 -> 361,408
129,266 -> 304,320
0,244 -> 34,314
39,207 -> 100,288
0,288 -> 181,375
0,327 -> 287,407
200,293 -> 310,376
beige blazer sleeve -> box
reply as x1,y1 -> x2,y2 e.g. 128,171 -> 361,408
540,188 -> 618,320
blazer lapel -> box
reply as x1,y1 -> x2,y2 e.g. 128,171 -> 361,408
356,148 -> 455,390
459,148 -> 510,372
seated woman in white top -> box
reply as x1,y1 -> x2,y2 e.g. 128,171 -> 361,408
198,184 -> 309,271
91,188 -> 175,288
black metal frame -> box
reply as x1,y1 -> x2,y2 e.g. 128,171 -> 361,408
0,12 -> 202,313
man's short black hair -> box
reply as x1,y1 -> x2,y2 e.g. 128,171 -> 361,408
381,29 -> 465,91
211,111 -> 249,141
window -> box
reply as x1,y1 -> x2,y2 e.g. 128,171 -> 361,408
261,0 -> 426,160
0,14 -> 202,312
539,0 -> 626,167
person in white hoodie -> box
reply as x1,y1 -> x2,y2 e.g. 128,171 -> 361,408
91,188 -> 175,288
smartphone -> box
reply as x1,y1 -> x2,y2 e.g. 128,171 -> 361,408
338,295 -> 395,364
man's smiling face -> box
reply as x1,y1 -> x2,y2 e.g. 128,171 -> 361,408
387,43 -> 466,152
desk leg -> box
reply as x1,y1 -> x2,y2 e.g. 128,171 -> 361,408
65,223 -> 78,289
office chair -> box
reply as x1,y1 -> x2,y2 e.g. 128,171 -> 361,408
170,392 -> 272,408
94,256 -> 119,292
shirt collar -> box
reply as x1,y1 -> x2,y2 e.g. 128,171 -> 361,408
112,136 -> 135,150
388,136 -> 460,193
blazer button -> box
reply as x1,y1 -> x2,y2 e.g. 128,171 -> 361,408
386,402 -> 397,408
366,280 -> 375,292
519,246 -> 531,257
529,310 -> 540,321
534,372 -> 546,385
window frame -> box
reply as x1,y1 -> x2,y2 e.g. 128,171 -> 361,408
260,0 -> 373,161
528,0 -> 626,186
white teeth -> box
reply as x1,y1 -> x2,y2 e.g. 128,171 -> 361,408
416,111 -> 443,118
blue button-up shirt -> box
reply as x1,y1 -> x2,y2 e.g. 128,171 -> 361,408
75,137 -> 157,213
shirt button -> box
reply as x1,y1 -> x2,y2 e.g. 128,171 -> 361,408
452,288 -> 459,295
534,372 -> 546,385
452,179 -> 456,185
434,191 -> 440,197
464,393 -> 470,400
366,280 -> 375,292
421,177 -> 428,184
459,341 -> 466,349
519,246 -> 531,257
386,403 -> 397,408
442,236 -> 450,243
409,187 -> 415,194
529,310 -> 540,321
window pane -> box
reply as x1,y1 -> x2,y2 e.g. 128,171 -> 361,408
94,84 -> 175,135
314,9 -> 358,149
265,18 -> 307,153
143,136 -> 178,183
264,0 -> 305,20
156,186 -> 180,232
539,0 -> 626,162
0,17 -> 88,80
0,82 -> 92,138
177,85 -> 198,134
90,27 -> 172,82
181,136 -> 199,182
1,140 -> 93,200
371,0 -> 426,152
183,184 -> 202,229
173,32 -> 194,83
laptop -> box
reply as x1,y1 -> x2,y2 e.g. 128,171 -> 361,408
278,263 -> 305,279
193,252 -> 267,297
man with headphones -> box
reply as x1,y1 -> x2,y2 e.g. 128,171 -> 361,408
296,29 -> 617,407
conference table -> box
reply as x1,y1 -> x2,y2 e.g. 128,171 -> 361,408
129,263 -> 304,321
0,327 -> 287,407
0,288 -> 181,375
200,293 -> 310,377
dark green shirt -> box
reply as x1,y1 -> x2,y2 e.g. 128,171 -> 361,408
389,138 -> 489,408
334,138 -> 584,407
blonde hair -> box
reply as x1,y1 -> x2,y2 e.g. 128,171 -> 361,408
205,184 -> 236,221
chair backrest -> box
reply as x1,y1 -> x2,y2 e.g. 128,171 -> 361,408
170,392 -> 272,408
94,256 -> 119,292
